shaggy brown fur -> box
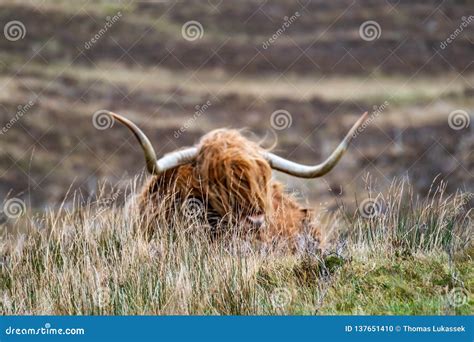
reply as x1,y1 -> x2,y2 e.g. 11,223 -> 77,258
138,129 -> 319,248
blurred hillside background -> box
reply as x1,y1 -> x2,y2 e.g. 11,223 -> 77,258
0,0 -> 473,213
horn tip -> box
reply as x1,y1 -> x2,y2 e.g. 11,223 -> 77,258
353,111 -> 370,132
359,111 -> 369,123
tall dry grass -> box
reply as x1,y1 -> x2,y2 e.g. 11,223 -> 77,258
344,179 -> 472,254
0,178 -> 472,315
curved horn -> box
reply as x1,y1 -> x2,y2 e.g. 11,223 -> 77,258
264,111 -> 369,178
106,111 -> 197,174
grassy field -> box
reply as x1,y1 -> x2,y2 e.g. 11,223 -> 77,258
1,179 -> 472,315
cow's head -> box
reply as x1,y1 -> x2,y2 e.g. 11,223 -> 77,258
106,111 -> 368,229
